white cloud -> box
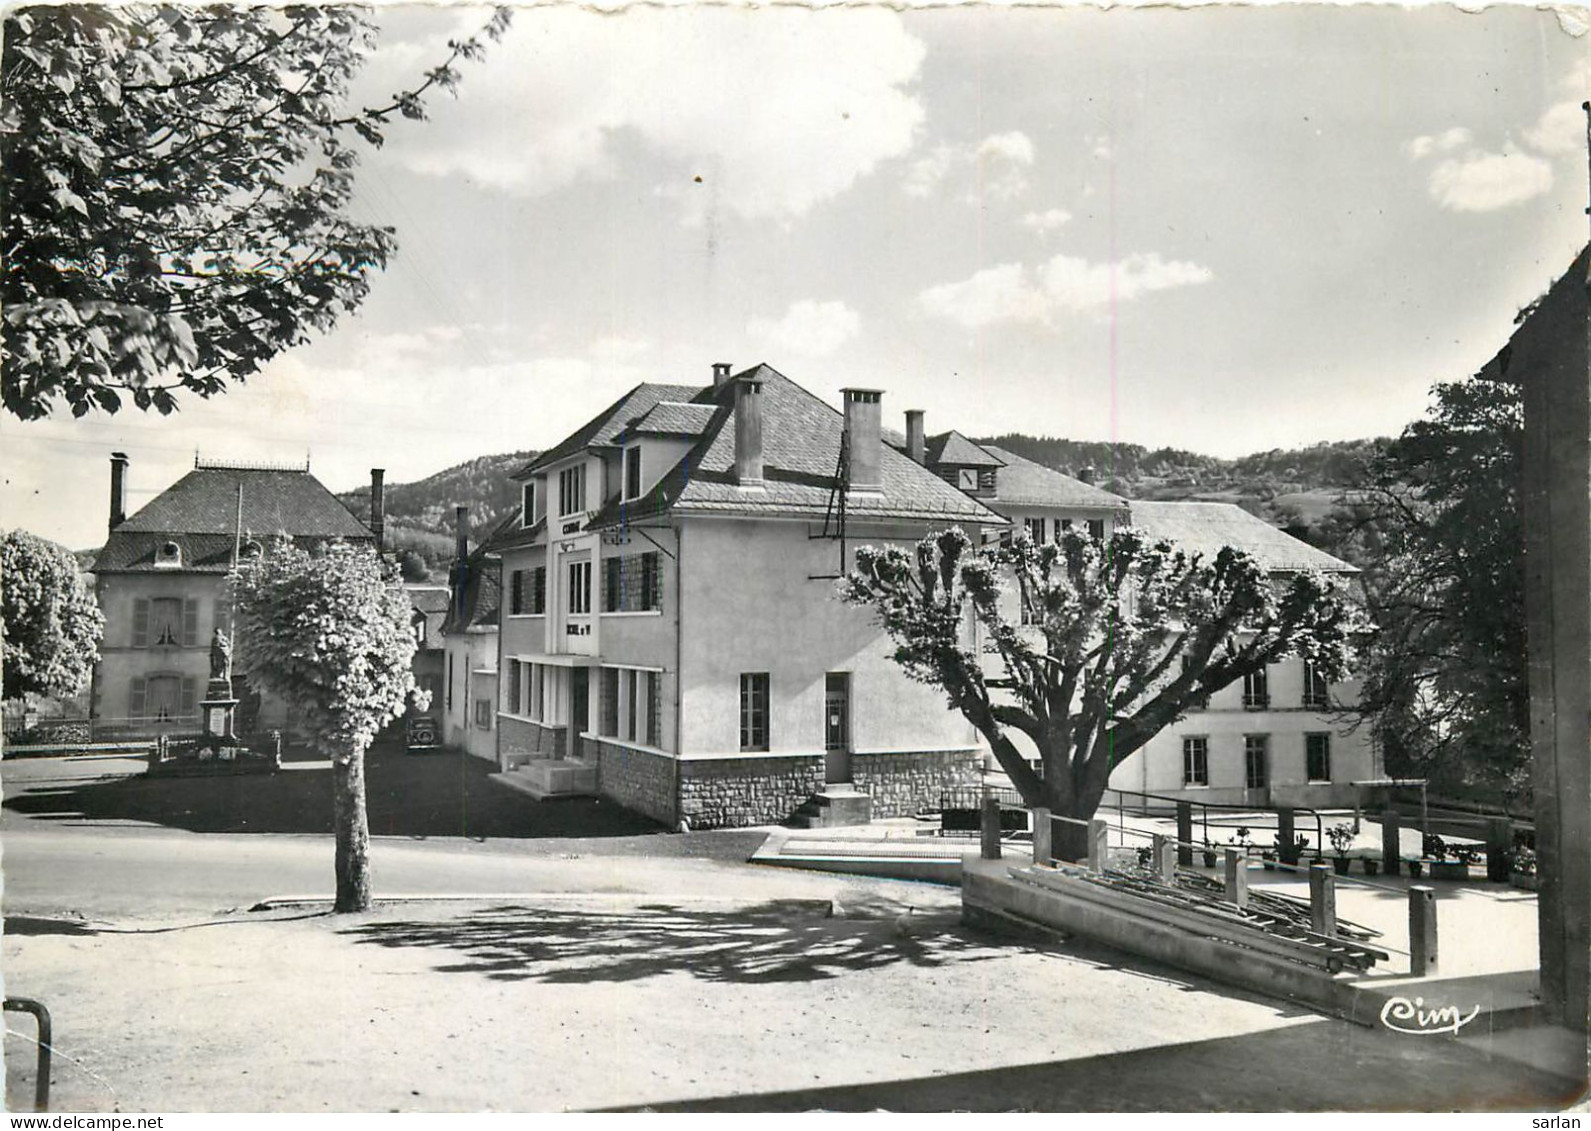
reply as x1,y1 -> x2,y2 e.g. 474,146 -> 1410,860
1427,150 -> 1554,212
1021,208 -> 1072,235
1405,127 -> 1473,160
1524,100 -> 1584,156
747,300 -> 860,357
588,336 -> 652,365
918,252 -> 1213,329
903,130 -> 1036,203
372,8 -> 926,223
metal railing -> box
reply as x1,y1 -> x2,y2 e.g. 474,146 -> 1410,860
5,997 -> 52,1112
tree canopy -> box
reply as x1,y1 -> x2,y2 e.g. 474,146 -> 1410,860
843,526 -> 1365,853
1352,372 -> 1529,803
232,538 -> 424,910
2,528 -> 105,703
2,4 -> 509,420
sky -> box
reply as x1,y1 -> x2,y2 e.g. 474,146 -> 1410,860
4,2 -> 1587,551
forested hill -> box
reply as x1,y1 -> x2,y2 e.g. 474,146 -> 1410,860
338,450 -> 536,577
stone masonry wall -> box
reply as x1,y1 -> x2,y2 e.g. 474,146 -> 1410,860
498,716 -> 565,766
851,750 -> 983,818
678,756 -> 824,829
589,739 -> 677,826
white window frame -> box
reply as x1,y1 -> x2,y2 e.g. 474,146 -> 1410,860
567,559 -> 591,616
559,465 -> 586,517
521,481 -> 536,528
1182,735 -> 1209,787
624,446 -> 642,501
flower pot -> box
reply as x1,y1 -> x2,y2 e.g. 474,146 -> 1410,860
1201,851 -> 1218,867
1332,857 -> 1351,876
1363,859 -> 1380,877
1261,854 -> 1276,872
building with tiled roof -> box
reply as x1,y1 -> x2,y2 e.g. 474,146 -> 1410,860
440,507 -> 517,762
493,363 -> 1005,828
91,455 -> 379,738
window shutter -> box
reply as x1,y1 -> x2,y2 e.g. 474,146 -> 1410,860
532,568 -> 546,614
510,570 -> 524,616
129,676 -> 148,720
603,559 -> 619,613
643,553 -> 661,611
132,598 -> 150,647
179,676 -> 197,717
182,598 -> 199,646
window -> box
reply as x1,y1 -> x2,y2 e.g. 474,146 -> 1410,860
1245,734 -> 1270,789
1025,516 -> 1046,543
600,668 -> 619,736
978,468 -> 997,493
566,560 -> 591,615
1180,656 -> 1210,709
1306,733 -> 1332,782
601,552 -> 662,613
739,673 -> 769,751
625,669 -> 638,741
507,660 -> 522,714
624,447 -> 642,501
559,465 -> 586,517
1302,661 -> 1330,710
134,597 -> 197,648
129,673 -> 196,725
530,567 -> 546,615
1059,518 -> 1074,532
646,671 -> 662,747
474,699 -> 493,729
1243,667 -> 1270,710
824,672 -> 850,752
1182,736 -> 1209,787
1087,519 -> 1105,540
521,481 -> 536,527
510,570 -> 525,616
957,468 -> 977,491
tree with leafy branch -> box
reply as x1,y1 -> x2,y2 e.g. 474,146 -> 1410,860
2,4 -> 510,421
842,526 -> 1366,858
2,529 -> 105,705
232,538 -> 424,911
1350,371 -> 1529,804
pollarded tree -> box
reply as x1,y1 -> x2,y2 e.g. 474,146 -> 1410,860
232,538 -> 423,911
843,526 -> 1365,858
1,529 -> 105,704
2,5 -> 510,420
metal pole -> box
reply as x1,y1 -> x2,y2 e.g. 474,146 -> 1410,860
5,997 -> 51,1111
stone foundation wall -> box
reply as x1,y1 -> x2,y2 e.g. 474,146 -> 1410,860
498,716 -> 565,765
851,749 -> 983,818
677,756 -> 824,829
588,739 -> 677,826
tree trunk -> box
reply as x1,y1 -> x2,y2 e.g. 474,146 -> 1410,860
332,740 -> 372,912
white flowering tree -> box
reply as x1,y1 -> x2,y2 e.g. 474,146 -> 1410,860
2,528 -> 104,704
843,526 -> 1366,859
232,538 -> 423,911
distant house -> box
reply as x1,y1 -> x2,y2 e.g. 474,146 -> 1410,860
91,454 -> 379,738
494,363 -> 1006,828
404,582 -> 451,739
439,506 -> 515,761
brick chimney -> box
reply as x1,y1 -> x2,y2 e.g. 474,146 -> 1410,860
905,410 -> 926,465
842,389 -> 883,493
108,452 -> 129,533
734,374 -> 764,486
453,505 -> 469,615
369,468 -> 386,552
712,361 -> 733,389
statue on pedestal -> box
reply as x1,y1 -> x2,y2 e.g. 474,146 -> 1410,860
210,627 -> 232,680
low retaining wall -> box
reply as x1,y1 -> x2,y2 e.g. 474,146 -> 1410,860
588,739 -> 677,826
851,749 -> 983,818
498,716 -> 566,766
677,756 -> 824,829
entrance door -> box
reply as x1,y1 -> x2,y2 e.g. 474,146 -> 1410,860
568,667 -> 589,760
824,672 -> 851,784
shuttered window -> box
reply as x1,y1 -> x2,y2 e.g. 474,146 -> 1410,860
510,570 -> 525,616
530,567 -> 546,615
646,671 -> 662,748
601,553 -> 662,613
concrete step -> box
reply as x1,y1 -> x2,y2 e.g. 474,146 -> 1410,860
787,784 -> 872,829
489,758 -> 597,800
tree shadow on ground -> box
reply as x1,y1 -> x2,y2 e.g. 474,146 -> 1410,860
340,900 -> 1005,986
614,1017 -> 1587,1112
1,745 -> 680,842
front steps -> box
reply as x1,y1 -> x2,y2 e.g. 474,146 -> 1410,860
489,758 -> 598,800
788,784 -> 872,829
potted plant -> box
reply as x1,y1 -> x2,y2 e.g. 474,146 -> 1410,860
1327,823 -> 1354,876
1201,839 -> 1219,868
1509,845 -> 1539,891
1408,858 -> 1424,879
1135,844 -> 1154,870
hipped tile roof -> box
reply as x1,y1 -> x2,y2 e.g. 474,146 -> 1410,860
515,383 -> 702,477
630,401 -> 717,437
926,431 -> 1005,468
97,465 -> 373,573
1128,500 -> 1357,574
590,365 -> 1007,529
979,445 -> 1130,511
